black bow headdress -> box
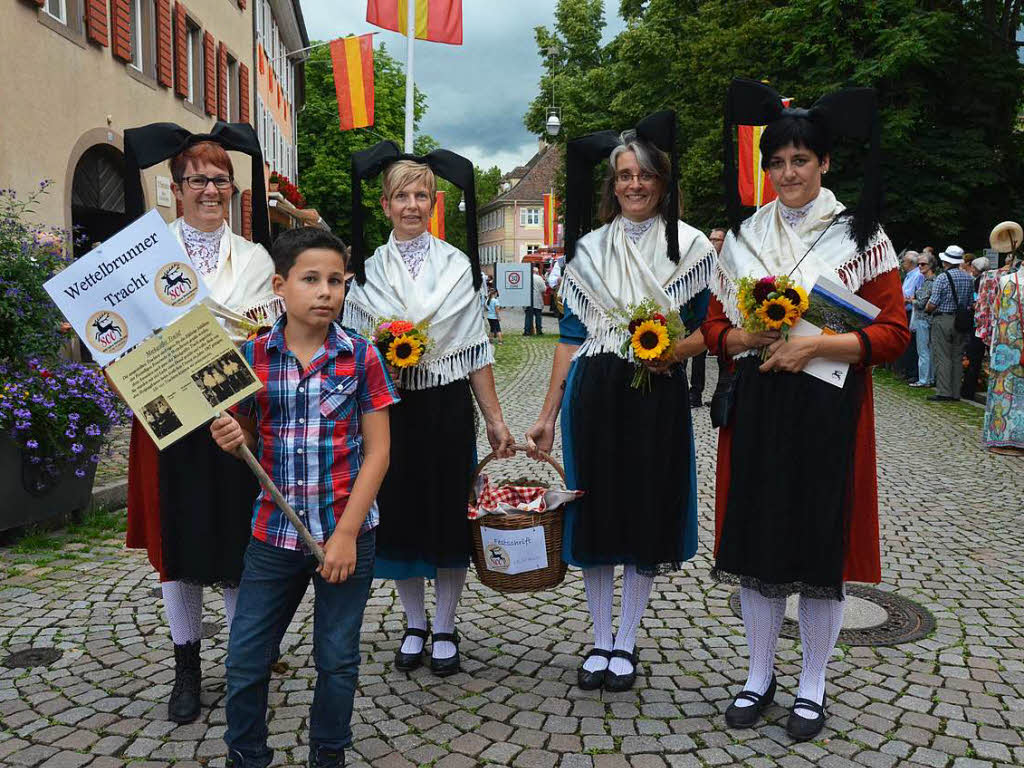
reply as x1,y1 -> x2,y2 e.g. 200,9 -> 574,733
722,77 -> 881,251
350,141 -> 481,290
124,122 -> 271,251
564,110 -> 680,264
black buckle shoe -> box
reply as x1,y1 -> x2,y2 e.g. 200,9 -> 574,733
394,626 -> 429,672
430,630 -> 460,677
577,648 -> 612,690
786,694 -> 827,741
724,674 -> 776,729
603,648 -> 639,692
168,640 -> 201,724
309,745 -> 346,768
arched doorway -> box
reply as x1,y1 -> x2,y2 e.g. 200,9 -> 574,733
71,144 -> 128,258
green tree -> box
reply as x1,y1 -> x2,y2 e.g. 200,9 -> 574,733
525,0 -> 1024,249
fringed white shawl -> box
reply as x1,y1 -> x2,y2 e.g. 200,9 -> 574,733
713,188 -> 898,357
342,233 -> 493,390
169,218 -> 283,342
560,216 -> 716,359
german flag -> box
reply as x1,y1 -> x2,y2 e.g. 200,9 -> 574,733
330,35 -> 375,131
428,191 -> 446,240
366,0 -> 463,45
737,97 -> 791,208
543,192 -> 558,246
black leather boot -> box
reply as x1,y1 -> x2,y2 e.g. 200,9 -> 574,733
168,640 -> 202,723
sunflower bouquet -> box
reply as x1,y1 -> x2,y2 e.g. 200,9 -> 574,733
613,298 -> 686,391
372,319 -> 432,370
736,275 -> 809,358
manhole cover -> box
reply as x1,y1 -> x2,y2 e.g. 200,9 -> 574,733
729,585 -> 935,646
3,647 -> 63,669
201,621 -> 221,639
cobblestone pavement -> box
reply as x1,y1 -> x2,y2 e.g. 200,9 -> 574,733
2,307 -> 1023,768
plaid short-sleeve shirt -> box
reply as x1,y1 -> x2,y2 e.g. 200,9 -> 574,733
236,316 -> 399,551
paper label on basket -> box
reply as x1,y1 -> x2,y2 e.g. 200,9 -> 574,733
479,525 -> 548,575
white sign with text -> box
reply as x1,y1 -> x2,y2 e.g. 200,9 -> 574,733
479,524 -> 548,575
43,209 -> 207,366
496,263 -> 532,307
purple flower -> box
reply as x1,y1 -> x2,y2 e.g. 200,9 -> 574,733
74,468 -> 86,478
71,443 -> 84,454
90,453 -> 100,463
85,424 -> 101,436
65,428 -> 75,438
26,439 -> 38,449
68,413 -> 80,422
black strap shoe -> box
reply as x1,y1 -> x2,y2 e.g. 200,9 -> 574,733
786,694 -> 827,741
394,626 -> 429,672
603,648 -> 639,692
724,674 -> 776,729
309,745 -> 346,768
168,640 -> 201,724
577,648 -> 612,690
430,630 -> 460,677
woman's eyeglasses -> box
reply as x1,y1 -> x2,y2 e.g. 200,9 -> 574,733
181,174 -> 233,190
615,171 -> 659,185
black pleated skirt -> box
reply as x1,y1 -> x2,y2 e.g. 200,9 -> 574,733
564,353 -> 698,575
711,357 -> 865,599
158,426 -> 259,587
374,379 -> 476,577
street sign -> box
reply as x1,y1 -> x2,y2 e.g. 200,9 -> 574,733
496,263 -> 531,307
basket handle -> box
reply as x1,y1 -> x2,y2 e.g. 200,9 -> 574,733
470,443 -> 567,504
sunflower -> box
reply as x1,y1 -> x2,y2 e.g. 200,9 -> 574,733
386,334 -> 424,367
755,296 -> 798,330
631,320 -> 670,360
782,284 -> 809,313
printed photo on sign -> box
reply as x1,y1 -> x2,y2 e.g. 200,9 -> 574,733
85,310 -> 129,355
105,305 -> 261,450
142,395 -> 184,439
191,350 -> 258,408
155,262 -> 200,307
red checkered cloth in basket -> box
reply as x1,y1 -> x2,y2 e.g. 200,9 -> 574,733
467,474 -> 583,520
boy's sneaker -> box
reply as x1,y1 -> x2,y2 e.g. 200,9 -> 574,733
309,745 -> 345,768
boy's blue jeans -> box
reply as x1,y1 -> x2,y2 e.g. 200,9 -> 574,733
225,531 -> 376,767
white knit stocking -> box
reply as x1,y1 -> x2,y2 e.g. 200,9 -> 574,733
581,566 -> 614,673
395,578 -> 427,655
433,567 -> 467,660
734,587 -> 786,707
222,587 -> 239,630
162,581 -> 203,645
609,565 -> 654,676
795,596 -> 844,718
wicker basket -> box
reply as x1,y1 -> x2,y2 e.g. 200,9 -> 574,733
468,443 -> 569,593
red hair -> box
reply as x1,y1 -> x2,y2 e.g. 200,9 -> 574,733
168,141 -> 234,182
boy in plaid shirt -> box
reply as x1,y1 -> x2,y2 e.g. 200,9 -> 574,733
211,227 -> 399,768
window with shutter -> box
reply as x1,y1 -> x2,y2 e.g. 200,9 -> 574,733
239,62 -> 250,124
84,0 -> 109,46
111,0 -> 132,63
217,42 -> 228,121
173,3 -> 188,97
155,0 -> 172,87
203,32 -> 216,115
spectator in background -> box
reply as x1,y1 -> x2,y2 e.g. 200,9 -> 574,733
926,245 -> 974,401
486,288 -> 503,344
909,251 -> 937,388
684,227 -> 726,406
961,256 -> 990,400
896,250 -> 923,381
524,264 -> 546,335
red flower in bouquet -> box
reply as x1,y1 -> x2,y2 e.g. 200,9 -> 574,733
752,277 -> 777,304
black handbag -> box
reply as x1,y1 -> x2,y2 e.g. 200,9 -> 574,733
945,272 -> 973,333
709,326 -> 737,428
709,366 -> 736,428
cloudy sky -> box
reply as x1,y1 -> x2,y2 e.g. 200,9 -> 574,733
300,1 -> 625,172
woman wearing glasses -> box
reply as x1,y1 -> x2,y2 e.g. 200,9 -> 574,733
910,252 -> 937,387
527,112 -> 714,693
123,128 -> 280,726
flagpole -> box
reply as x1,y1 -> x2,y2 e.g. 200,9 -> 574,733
404,0 -> 416,152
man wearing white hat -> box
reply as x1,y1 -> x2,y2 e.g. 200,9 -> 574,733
925,245 -> 974,401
